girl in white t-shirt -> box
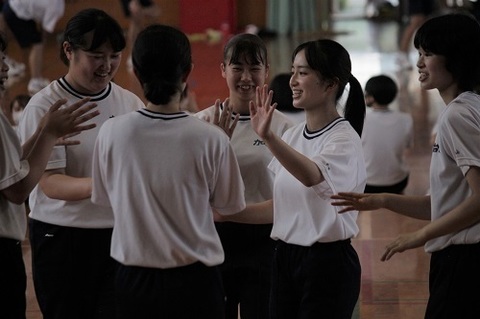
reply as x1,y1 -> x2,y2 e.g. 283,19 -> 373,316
0,32 -> 99,319
220,39 -> 367,319
91,24 -> 245,319
332,13 -> 480,318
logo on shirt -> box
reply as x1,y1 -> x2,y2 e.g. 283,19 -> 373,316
253,139 -> 265,146
432,143 -> 440,153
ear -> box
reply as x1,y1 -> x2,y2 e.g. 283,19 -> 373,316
221,62 -> 226,79
63,41 -> 73,60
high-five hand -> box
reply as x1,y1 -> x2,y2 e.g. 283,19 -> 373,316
249,84 -> 276,141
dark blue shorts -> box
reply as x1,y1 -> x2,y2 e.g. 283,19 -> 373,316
3,1 -> 42,48
408,0 -> 435,16
0,237 -> 26,319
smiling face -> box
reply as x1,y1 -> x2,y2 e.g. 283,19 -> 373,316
64,39 -> 122,95
290,49 -> 330,111
221,54 -> 268,112
416,47 -> 456,100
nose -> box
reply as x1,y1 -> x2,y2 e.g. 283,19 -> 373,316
289,74 -> 296,87
2,59 -> 9,73
241,69 -> 252,81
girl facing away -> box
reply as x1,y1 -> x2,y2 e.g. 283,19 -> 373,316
91,25 -> 246,319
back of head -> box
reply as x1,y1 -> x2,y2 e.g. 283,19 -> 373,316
292,39 -> 366,136
223,33 -> 267,66
365,75 -> 397,105
132,24 -> 192,105
414,13 -> 480,92
270,73 -> 299,113
60,8 -> 126,66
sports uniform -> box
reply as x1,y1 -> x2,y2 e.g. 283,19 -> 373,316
17,77 -> 144,319
0,111 -> 28,319
425,91 -> 480,318
269,118 -> 366,318
91,108 -> 246,318
362,108 -> 413,193
195,104 -> 294,318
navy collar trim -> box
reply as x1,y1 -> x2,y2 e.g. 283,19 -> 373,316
57,77 -> 111,102
137,108 -> 189,120
303,117 -> 346,140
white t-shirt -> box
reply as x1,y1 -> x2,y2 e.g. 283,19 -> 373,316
426,91 -> 480,252
9,0 -> 65,33
269,118 -> 366,246
195,105 -> 294,203
0,111 -> 28,241
91,109 -> 246,268
17,77 -> 144,228
362,108 -> 413,185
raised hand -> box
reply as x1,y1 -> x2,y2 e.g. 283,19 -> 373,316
211,98 -> 239,139
331,192 -> 383,213
249,84 -> 276,141
42,98 -> 99,139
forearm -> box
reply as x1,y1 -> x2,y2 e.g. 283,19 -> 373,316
382,194 -> 431,220
2,128 -> 58,204
40,172 -> 92,201
220,200 -> 273,224
264,133 -> 323,187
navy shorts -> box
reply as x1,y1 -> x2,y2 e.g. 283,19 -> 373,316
408,0 -> 435,16
119,0 -> 154,17
3,1 -> 42,48
0,238 -> 26,319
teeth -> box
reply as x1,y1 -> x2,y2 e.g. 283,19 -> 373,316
240,85 -> 251,89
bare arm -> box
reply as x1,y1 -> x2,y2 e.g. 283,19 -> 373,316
331,192 -> 431,220
1,98 -> 98,204
215,200 -> 273,224
250,85 -> 323,187
382,166 -> 480,261
39,170 -> 92,201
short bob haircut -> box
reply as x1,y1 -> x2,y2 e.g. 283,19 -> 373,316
60,8 -> 126,66
365,75 -> 398,105
414,13 -> 480,93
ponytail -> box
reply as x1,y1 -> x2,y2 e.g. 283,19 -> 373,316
343,75 -> 365,137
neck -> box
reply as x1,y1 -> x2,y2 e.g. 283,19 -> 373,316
146,101 -> 181,114
305,106 -> 340,131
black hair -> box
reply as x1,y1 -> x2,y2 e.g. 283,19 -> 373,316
0,32 -> 6,52
365,75 -> 397,105
60,8 -> 126,66
10,94 -> 31,112
132,24 -> 192,105
223,33 -> 267,66
292,39 -> 366,136
269,73 -> 301,113
414,13 -> 480,93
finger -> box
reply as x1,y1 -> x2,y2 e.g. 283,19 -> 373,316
229,113 -> 239,133
213,99 -> 221,124
255,86 -> 261,108
249,101 -> 256,116
71,123 -> 97,132
48,98 -> 68,114
74,110 -> 100,125
62,132 -> 81,139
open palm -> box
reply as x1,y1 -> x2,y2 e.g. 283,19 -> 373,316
249,84 -> 276,140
